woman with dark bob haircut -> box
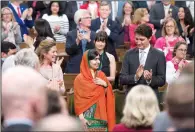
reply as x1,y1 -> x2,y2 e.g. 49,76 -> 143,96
42,1 -> 69,43
74,49 -> 115,131
94,31 -> 116,82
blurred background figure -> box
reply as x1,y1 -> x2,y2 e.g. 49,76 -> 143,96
113,85 -> 160,131
32,114 -> 83,131
2,66 -> 48,132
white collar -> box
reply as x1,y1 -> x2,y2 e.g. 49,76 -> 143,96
11,3 -> 19,8
100,17 -> 108,23
163,4 -> 171,9
139,44 -> 150,54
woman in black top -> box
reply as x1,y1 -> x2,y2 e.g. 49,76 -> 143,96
94,31 -> 116,82
177,6 -> 194,58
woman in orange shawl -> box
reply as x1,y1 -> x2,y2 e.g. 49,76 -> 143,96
74,49 -> 115,131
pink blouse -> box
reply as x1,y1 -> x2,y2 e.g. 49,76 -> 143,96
129,23 -> 156,49
154,36 -> 184,61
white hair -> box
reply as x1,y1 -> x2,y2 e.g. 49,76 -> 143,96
2,55 -> 16,73
2,66 -> 48,115
14,48 -> 39,69
121,85 -> 160,128
74,9 -> 91,25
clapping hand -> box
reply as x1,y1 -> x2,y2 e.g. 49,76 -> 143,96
178,59 -> 186,71
82,30 -> 91,42
56,57 -> 64,66
93,77 -> 107,87
136,65 -> 144,80
27,8 -> 33,17
54,25 -> 61,33
143,69 -> 152,81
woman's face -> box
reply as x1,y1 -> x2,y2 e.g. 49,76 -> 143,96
95,40 -> 106,51
51,2 -> 59,14
141,10 -> 149,23
2,9 -> 12,22
165,21 -> 175,35
178,7 -> 185,20
175,44 -> 187,60
89,55 -> 100,70
44,46 -> 57,63
124,3 -> 132,15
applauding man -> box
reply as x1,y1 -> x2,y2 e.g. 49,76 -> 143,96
120,24 -> 166,98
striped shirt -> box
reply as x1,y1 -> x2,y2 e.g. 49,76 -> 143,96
42,14 -> 69,42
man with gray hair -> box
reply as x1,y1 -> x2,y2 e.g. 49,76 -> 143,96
32,114 -> 83,131
2,48 -> 40,72
2,66 -> 48,132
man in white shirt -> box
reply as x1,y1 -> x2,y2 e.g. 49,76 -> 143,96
149,0 -> 179,38
120,24 -> 166,99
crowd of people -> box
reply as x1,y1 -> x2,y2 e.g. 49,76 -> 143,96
1,0 -> 194,131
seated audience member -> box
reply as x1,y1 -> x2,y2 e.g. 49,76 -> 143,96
1,7 -> 22,46
177,6 -> 194,58
35,40 -> 65,94
8,0 -> 34,39
149,0 -> 179,38
1,41 -> 17,65
115,1 -> 134,46
80,0 -> 100,20
42,1 -> 69,43
32,114 -> 83,131
165,74 -> 194,131
74,49 -> 115,131
94,31 -> 116,82
154,18 -> 184,62
91,1 -> 119,61
166,41 -> 188,85
120,24 -> 166,97
65,9 -> 95,73
2,66 -> 48,132
129,8 -> 156,49
46,89 -> 68,116
113,85 -> 160,132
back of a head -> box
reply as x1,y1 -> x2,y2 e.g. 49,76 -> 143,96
121,85 -> 160,128
165,71 -> 194,128
2,66 -> 48,115
32,114 -> 83,131
14,48 -> 40,70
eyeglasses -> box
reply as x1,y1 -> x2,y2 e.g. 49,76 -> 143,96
2,13 -> 12,15
177,49 -> 187,52
82,17 -> 92,20
165,25 -> 174,28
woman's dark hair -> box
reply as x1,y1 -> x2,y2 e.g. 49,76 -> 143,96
46,89 -> 62,116
47,1 -> 63,16
95,31 -> 108,51
34,19 -> 55,50
88,49 -> 99,61
172,41 -> 187,57
179,6 -> 194,34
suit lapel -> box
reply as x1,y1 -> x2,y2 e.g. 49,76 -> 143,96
160,3 -> 165,18
144,47 -> 153,70
107,18 -> 112,29
135,48 -> 140,68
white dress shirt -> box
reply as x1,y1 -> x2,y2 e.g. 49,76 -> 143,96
77,1 -> 83,9
166,61 -> 180,85
139,44 -> 151,66
11,3 -> 22,17
163,4 -> 171,17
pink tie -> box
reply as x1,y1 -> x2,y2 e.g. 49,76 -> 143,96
17,7 -> 21,18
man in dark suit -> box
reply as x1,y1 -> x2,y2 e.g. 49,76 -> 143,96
2,66 -> 48,132
119,24 -> 166,98
132,1 -> 161,12
91,1 -> 119,61
149,0 -> 178,38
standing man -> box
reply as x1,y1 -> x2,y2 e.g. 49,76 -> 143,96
119,24 -> 166,98
91,1 -> 119,61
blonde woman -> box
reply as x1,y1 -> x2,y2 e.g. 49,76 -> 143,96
129,8 -> 156,49
36,40 -> 65,94
1,7 -> 22,46
154,17 -> 184,61
113,85 -> 160,132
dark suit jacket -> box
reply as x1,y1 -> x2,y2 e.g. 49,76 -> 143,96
3,124 -> 31,132
175,1 -> 187,8
64,1 -> 78,31
149,3 -> 178,38
91,18 -> 120,61
65,29 -> 96,73
119,47 -> 166,91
